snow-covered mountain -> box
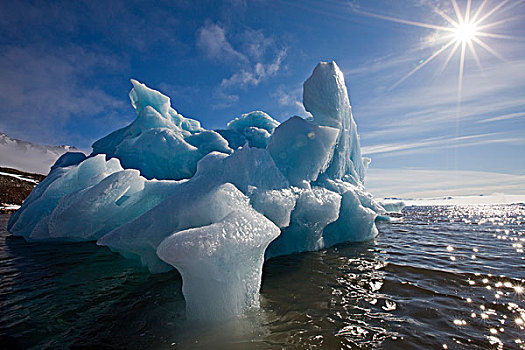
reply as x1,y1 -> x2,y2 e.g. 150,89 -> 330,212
0,132 -> 80,175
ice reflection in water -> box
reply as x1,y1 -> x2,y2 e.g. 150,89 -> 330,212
0,204 -> 524,349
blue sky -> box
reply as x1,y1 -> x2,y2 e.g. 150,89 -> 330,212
0,0 -> 523,198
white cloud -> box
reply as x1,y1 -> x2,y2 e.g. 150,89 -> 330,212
196,23 -> 247,63
361,132 -> 523,157
240,28 -> 275,60
213,45 -> 287,108
220,49 -> 286,90
273,86 -> 311,117
196,22 -> 287,108
365,168 -> 525,198
0,45 -> 127,146
355,57 -> 525,146
275,87 -> 298,106
478,112 -> 525,123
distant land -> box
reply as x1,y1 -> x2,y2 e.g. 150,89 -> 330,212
0,132 -> 79,175
0,167 -> 46,211
0,132 -> 83,211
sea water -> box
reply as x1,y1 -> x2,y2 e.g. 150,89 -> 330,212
1,204 -> 524,349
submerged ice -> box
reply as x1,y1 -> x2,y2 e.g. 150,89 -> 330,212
8,61 -> 389,321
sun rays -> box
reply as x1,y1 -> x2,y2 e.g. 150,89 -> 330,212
360,0 -> 519,94
351,0 -> 521,135
278,0 -> 521,125
454,20 -> 479,43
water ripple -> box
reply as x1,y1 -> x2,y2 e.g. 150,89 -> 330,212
0,205 -> 524,349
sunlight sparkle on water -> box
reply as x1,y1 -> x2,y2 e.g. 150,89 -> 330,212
419,205 -> 525,349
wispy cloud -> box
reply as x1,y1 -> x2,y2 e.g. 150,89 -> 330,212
0,45 -> 127,146
478,112 -> 525,123
195,22 -> 287,109
240,28 -> 276,61
362,132 -> 523,157
196,22 -> 247,63
365,168 -> 525,198
214,50 -> 286,108
0,0 -> 195,147
219,49 -> 286,90
356,57 -> 525,144
272,86 -> 311,117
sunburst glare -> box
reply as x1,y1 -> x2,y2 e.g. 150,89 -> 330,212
454,21 -> 479,43
354,0 -> 520,105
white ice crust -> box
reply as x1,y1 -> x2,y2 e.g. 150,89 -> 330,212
8,61 -> 389,321
378,200 -> 406,213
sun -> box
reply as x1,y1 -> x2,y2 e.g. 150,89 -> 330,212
454,21 -> 479,43
352,0 -> 519,113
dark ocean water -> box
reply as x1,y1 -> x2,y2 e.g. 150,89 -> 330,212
1,205 -> 524,349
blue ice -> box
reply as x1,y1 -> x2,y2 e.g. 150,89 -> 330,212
8,61 -> 389,321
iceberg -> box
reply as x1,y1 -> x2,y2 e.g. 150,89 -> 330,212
303,62 -> 366,183
8,155 -> 124,239
220,110 -> 279,149
8,61 -> 387,321
265,186 -> 341,258
157,204 -> 280,320
378,200 -> 406,213
91,79 -> 231,180
267,116 -> 339,187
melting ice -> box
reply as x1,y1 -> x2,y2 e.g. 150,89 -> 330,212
8,61 -> 391,320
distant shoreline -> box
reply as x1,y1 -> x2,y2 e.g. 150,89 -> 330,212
0,167 -> 44,212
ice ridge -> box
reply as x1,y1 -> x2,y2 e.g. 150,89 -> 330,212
8,61 -> 389,321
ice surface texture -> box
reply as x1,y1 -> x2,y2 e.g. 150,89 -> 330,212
8,61 -> 389,320
91,80 -> 230,180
